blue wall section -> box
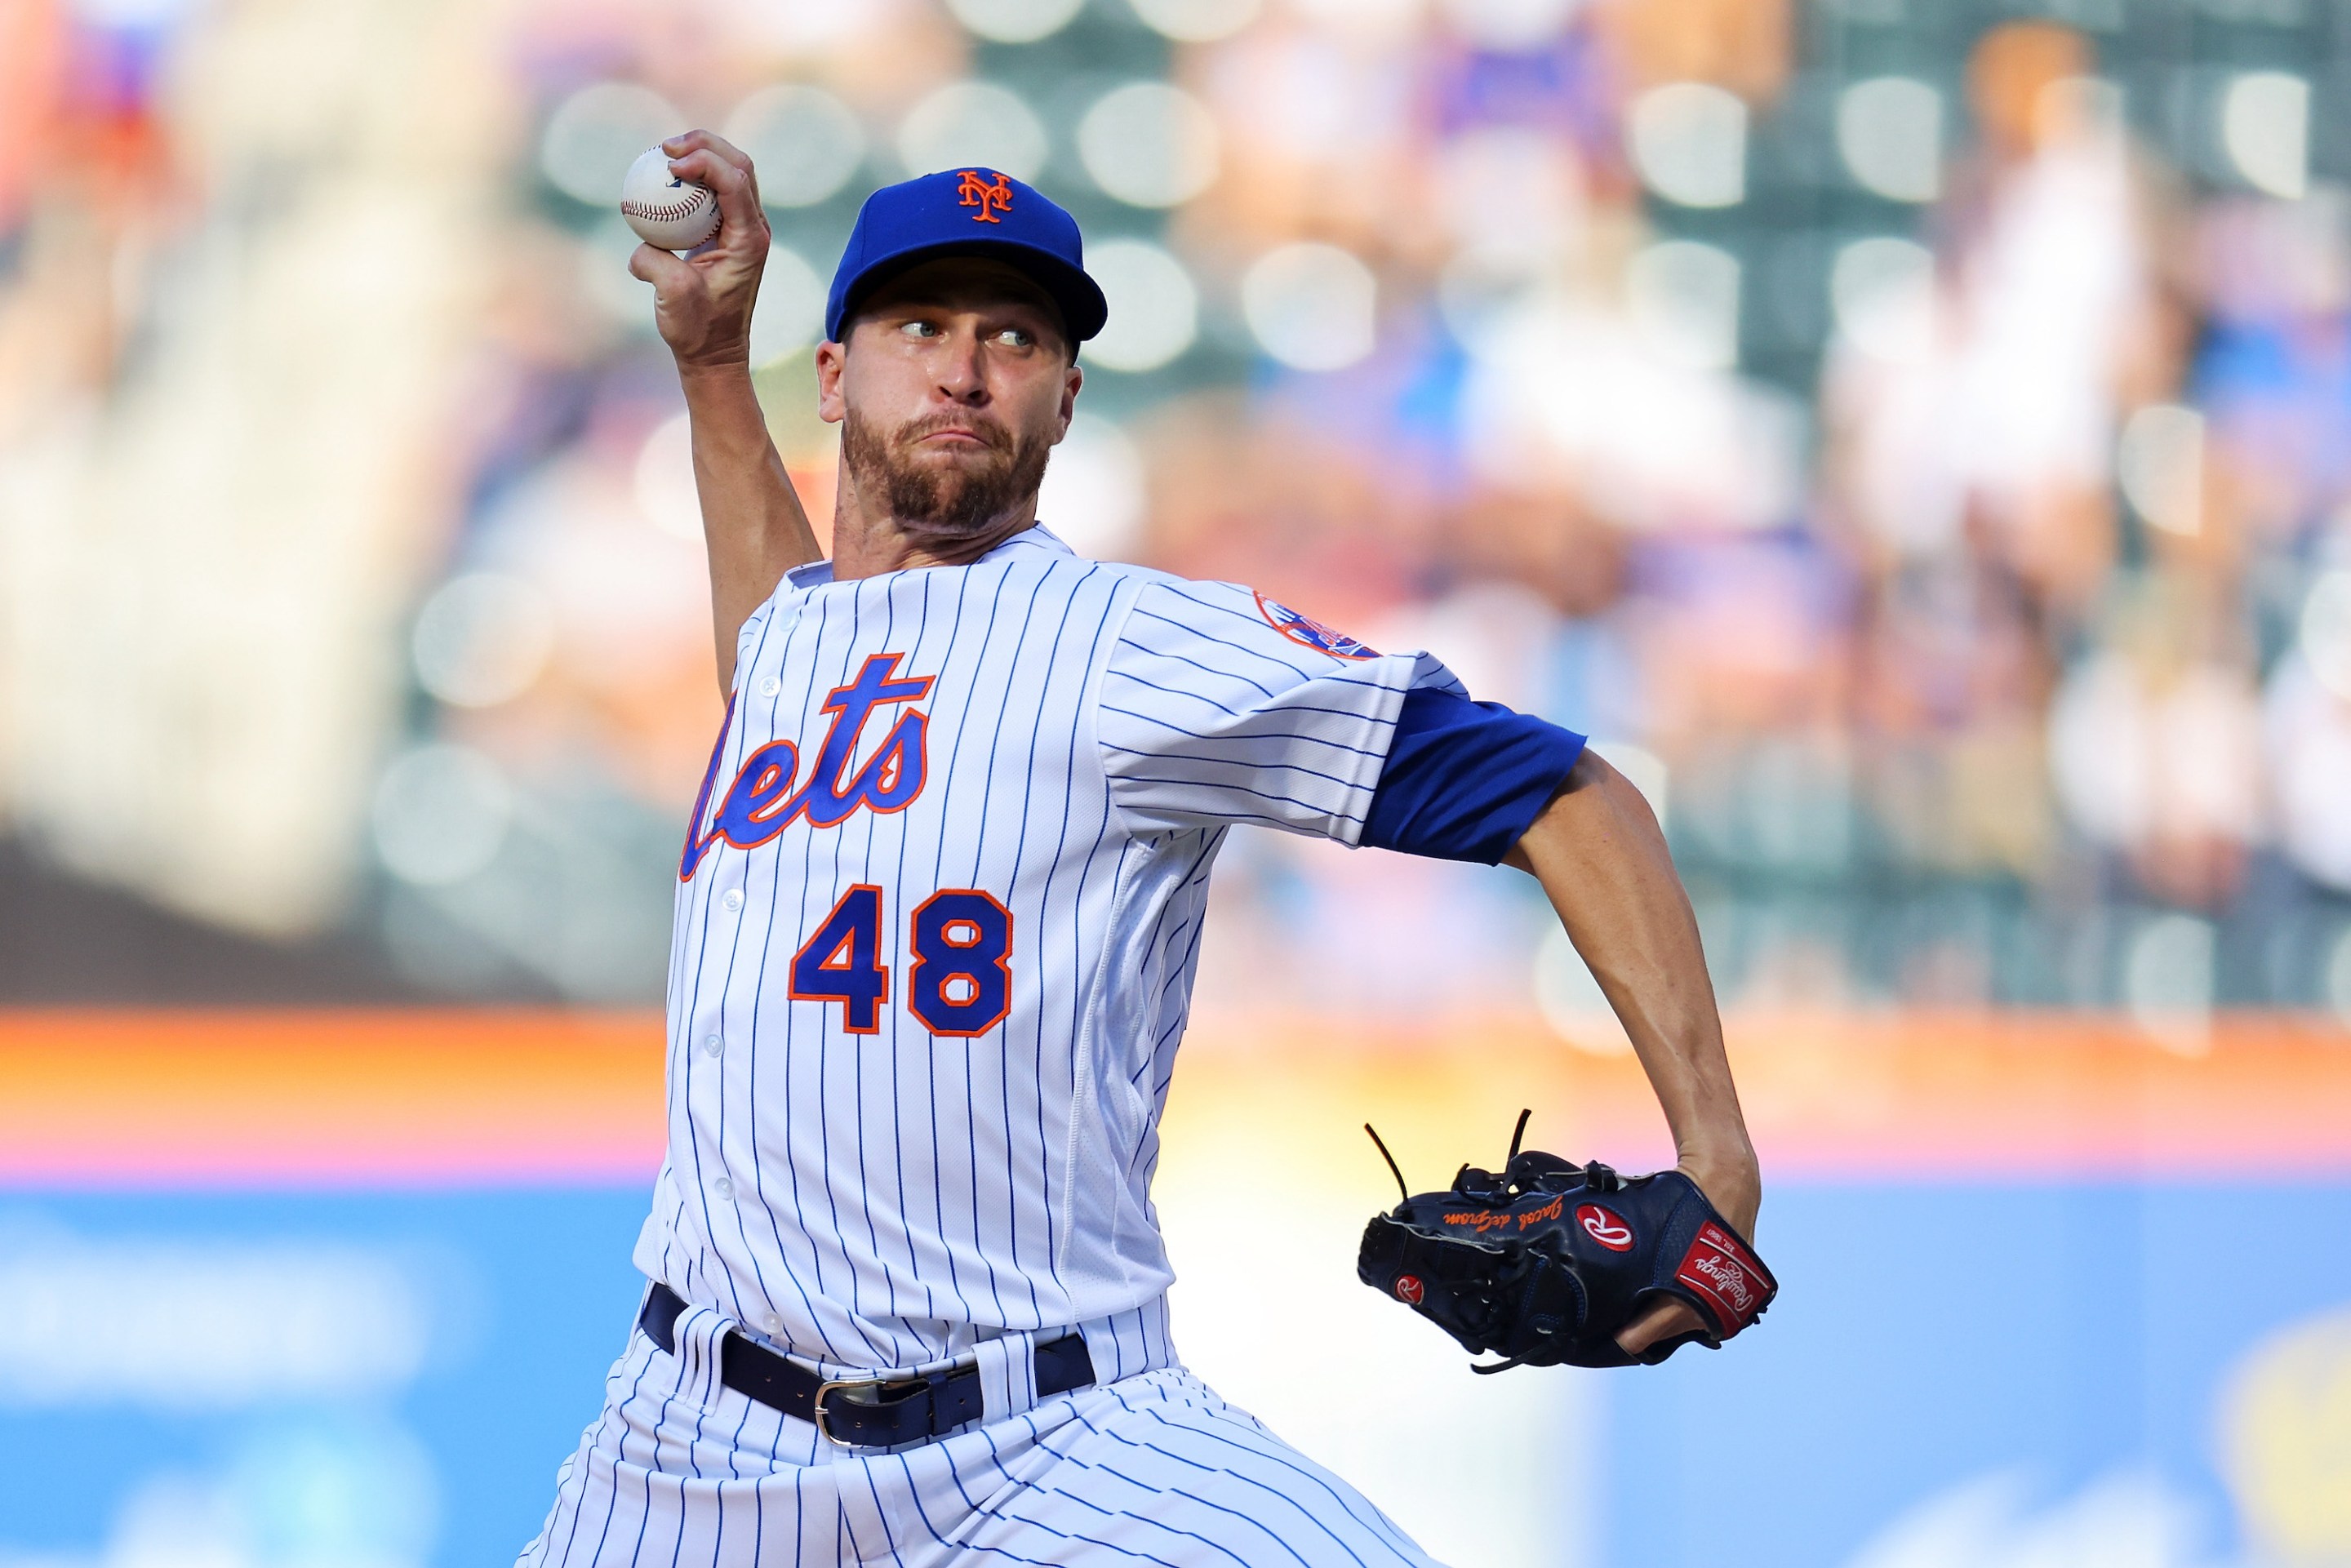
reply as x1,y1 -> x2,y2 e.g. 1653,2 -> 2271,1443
0,1191 -> 651,1564
1600,1183 -> 2351,1568
2,1182 -> 2344,1566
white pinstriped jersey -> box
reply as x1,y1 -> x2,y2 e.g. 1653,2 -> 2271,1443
636,525 -> 1465,1374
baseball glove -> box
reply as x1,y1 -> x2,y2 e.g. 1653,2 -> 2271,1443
1356,1112 -> 1775,1370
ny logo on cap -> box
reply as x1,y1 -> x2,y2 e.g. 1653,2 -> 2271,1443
957,170 -> 1013,224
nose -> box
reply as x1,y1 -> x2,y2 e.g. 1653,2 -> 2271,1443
934,328 -> 989,406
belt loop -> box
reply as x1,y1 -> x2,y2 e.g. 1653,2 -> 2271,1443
971,1332 -> 1036,1426
671,1301 -> 731,1408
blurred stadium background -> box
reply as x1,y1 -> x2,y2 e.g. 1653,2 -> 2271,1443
4,0 -> 2351,1562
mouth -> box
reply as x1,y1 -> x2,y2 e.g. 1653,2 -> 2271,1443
914,427 -> 997,451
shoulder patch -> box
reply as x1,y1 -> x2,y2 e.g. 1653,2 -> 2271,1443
1253,591 -> 1380,661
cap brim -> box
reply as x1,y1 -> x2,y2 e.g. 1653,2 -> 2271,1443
834,238 -> 1109,346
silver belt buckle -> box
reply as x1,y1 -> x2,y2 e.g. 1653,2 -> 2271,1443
811,1374 -> 925,1447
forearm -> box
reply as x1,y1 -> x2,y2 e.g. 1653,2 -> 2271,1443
678,360 -> 823,691
1506,749 -> 1759,1231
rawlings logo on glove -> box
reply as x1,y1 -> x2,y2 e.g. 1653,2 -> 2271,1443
1357,1112 -> 1777,1370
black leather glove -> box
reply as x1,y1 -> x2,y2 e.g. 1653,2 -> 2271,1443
1357,1113 -> 1776,1370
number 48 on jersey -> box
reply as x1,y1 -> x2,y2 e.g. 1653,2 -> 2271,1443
788,886 -> 1013,1038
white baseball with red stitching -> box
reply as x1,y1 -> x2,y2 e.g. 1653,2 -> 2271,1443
620,145 -> 720,251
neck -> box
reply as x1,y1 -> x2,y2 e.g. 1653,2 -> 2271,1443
827,469 -> 1039,582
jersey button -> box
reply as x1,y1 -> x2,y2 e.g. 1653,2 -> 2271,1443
721,889 -> 744,913
758,677 -> 780,698
702,1033 -> 722,1056
765,1313 -> 784,1335
713,1177 -> 733,1201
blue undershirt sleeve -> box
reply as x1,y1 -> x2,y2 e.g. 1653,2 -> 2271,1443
1360,686 -> 1588,864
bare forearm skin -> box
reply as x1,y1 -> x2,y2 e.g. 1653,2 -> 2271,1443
677,360 -> 823,693
1506,748 -> 1761,1237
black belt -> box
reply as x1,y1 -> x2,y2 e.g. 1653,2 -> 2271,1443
638,1282 -> 1095,1448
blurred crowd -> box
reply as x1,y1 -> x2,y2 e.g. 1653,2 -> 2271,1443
5,0 -> 2351,1027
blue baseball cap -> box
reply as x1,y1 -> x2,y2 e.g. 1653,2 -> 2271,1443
824,168 -> 1109,348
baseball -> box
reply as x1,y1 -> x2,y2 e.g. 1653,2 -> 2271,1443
619,145 -> 720,251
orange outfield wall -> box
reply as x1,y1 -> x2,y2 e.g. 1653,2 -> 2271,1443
0,1010 -> 2347,1187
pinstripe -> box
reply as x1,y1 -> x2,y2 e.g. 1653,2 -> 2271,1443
702,606 -> 809,1342
857,1461 -> 913,1567
1147,584 -> 1333,655
962,564 -> 1053,1317
1096,704 -> 1390,759
532,535 -> 1458,1563
1119,1408 -> 1417,1562
1123,606 -> 1318,682
672,622 -> 767,1328
888,574 -> 959,1322
846,586 -> 908,1344
527,1367 -> 1440,1565
1043,576 -> 1124,1286
742,594 -> 851,1363
576,1346 -> 665,1568
1100,740 -> 1376,795
1109,772 -> 1371,821
1111,640 -> 1282,701
1001,563 -> 1106,1301
1103,670 -> 1407,731
927,563 -> 1014,1326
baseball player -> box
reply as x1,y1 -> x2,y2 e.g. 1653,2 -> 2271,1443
520,137 -> 1763,1566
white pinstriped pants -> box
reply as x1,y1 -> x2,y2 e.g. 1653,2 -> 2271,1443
518,1315 -> 1443,1568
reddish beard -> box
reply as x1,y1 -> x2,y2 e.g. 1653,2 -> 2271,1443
840,407 -> 1053,549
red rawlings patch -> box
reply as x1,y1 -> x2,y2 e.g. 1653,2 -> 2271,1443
1673,1221 -> 1772,1334
1576,1203 -> 1634,1251
1394,1274 -> 1426,1306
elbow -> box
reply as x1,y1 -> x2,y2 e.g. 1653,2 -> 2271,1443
1505,747 -> 1669,872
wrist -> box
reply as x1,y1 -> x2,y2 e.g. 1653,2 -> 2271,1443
1675,1141 -> 1761,1233
674,345 -> 754,382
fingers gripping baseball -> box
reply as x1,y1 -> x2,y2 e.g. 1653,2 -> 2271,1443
626,131 -> 772,370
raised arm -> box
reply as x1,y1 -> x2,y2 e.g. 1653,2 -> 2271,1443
627,131 -> 824,694
1504,747 -> 1762,1353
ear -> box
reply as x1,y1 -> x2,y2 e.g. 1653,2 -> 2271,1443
1053,362 -> 1082,443
816,339 -> 849,425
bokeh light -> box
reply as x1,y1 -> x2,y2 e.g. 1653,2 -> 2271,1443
1625,241 -> 1741,372
722,86 -> 867,208
1038,413 -> 1148,561
897,81 -> 1049,181
750,245 -> 827,363
2224,71 -> 2309,199
1242,242 -> 1376,371
1078,82 -> 1221,209
1127,0 -> 1261,43
1084,238 -> 1199,372
1831,236 -> 1937,362
540,82 -> 685,205
1838,78 -> 1943,203
2118,404 -> 2206,537
371,745 -> 514,888
1626,82 -> 1747,209
2304,571 -> 2351,701
947,0 -> 1087,43
411,575 -> 555,709
634,414 -> 699,541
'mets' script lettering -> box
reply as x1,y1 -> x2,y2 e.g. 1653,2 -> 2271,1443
681,653 -> 933,880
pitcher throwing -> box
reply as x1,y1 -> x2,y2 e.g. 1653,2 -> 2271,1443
521,137 -> 1766,1566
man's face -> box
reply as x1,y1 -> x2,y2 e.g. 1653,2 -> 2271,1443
817,258 -> 1082,548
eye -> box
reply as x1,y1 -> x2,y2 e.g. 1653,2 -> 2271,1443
899,319 -> 941,340
993,326 -> 1035,349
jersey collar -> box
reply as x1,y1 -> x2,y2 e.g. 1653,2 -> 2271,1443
784,524 -> 1076,591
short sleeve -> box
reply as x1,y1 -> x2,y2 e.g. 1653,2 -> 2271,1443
1097,580 -> 1465,842
732,602 -> 776,689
